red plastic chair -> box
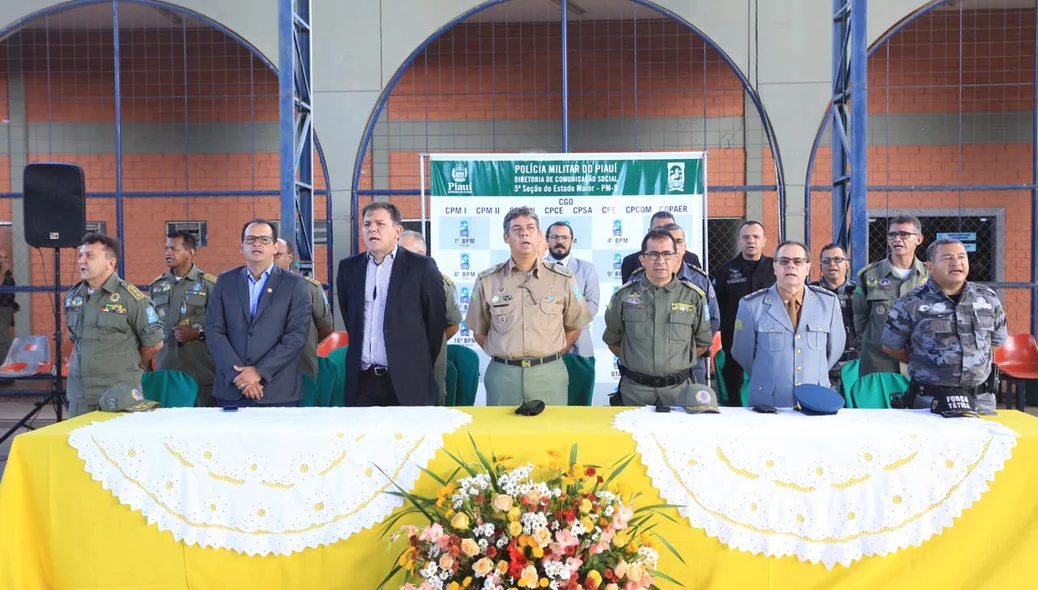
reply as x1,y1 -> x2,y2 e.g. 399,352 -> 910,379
317,331 -> 349,357
994,334 -> 1038,410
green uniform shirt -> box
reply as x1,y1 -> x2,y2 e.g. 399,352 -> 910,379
852,257 -> 928,376
603,275 -> 712,403
302,276 -> 334,380
436,274 -> 463,402
149,265 -> 216,387
65,273 -> 164,404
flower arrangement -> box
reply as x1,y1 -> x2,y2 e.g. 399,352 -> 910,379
379,438 -> 683,590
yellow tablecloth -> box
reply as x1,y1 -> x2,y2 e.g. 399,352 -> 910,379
2,408 -> 1037,590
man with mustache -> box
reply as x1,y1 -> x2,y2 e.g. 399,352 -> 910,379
731,240 -> 845,408
853,215 -> 928,376
882,238 -> 1006,414
809,243 -> 858,391
149,230 -> 217,406
467,207 -> 592,406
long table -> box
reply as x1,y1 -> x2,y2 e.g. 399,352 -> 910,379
2,407 -> 1037,589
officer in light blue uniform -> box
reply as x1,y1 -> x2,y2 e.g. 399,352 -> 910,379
731,240 -> 846,407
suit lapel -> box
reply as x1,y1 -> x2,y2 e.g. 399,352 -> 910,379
253,266 -> 282,323
387,248 -> 407,305
765,286 -> 795,332
237,269 -> 251,321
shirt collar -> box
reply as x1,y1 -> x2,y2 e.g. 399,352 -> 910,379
367,245 -> 399,265
172,264 -> 199,281
508,257 -> 542,277
244,262 -> 275,282
548,253 -> 571,267
776,284 -> 805,305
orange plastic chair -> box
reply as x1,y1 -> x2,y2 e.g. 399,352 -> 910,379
994,334 -> 1038,410
708,332 -> 722,375
317,331 -> 349,357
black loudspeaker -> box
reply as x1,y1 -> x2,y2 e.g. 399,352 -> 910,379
23,163 -> 87,248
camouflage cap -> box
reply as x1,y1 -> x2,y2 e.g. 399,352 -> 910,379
681,383 -> 720,414
98,384 -> 160,413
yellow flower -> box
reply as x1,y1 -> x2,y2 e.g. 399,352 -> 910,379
472,557 -> 494,577
451,512 -> 470,531
586,571 -> 603,586
508,507 -> 522,521
531,545 -> 544,558
448,583 -> 460,590
627,563 -> 645,581
570,464 -> 585,478
561,476 -> 575,487
616,483 -> 633,498
532,526 -> 552,547
397,547 -> 415,569
613,530 -> 630,548
508,521 -> 523,536
496,560 -> 509,574
539,578 -> 550,588
461,538 -> 480,557
492,494 -> 514,512
580,516 -> 594,531
463,577 -> 473,587
446,509 -> 455,519
605,585 -> 619,590
579,498 -> 593,514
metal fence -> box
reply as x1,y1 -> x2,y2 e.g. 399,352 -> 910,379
354,0 -> 783,272
0,0 -> 332,338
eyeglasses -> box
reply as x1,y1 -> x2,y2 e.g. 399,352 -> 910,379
821,256 -> 847,265
547,234 -> 572,242
243,235 -> 274,245
887,231 -> 919,240
642,251 -> 677,261
776,257 -> 808,267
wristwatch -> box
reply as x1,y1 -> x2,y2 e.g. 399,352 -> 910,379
195,325 -> 206,342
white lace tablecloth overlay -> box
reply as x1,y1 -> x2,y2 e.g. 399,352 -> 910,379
613,407 -> 1018,568
67,407 -> 472,556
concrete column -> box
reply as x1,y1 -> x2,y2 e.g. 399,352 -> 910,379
5,35 -> 30,336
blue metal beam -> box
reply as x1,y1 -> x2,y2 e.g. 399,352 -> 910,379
849,0 -> 869,275
112,0 -> 125,277
279,0 -> 314,273
831,0 -> 850,250
1032,0 -> 1037,336
561,0 -> 569,153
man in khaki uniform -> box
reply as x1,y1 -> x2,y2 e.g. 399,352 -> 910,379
275,239 -> 334,382
852,215 -> 929,376
66,234 -> 164,417
604,228 -> 712,405
466,207 -> 592,406
399,231 -> 461,403
150,230 -> 217,406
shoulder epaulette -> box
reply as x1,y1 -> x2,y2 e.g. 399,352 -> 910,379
630,266 -> 645,277
856,260 -> 881,278
616,278 -> 638,291
743,287 -> 771,301
304,275 -> 322,288
972,282 -> 997,297
807,284 -> 837,298
122,281 -> 146,301
678,277 -> 706,298
478,262 -> 507,279
64,282 -> 83,298
441,273 -> 454,287
548,262 -> 573,277
203,272 -> 218,284
150,274 -> 167,285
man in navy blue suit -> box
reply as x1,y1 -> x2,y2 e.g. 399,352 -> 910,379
336,202 -> 446,406
205,219 -> 312,407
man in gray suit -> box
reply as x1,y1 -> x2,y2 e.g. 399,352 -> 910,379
546,221 -> 599,359
205,219 -> 312,407
731,240 -> 845,408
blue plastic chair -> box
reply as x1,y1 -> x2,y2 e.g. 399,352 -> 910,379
849,372 -> 909,409
141,370 -> 199,408
447,345 -> 480,406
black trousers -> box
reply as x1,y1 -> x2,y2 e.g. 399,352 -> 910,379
721,349 -> 746,407
355,367 -> 400,407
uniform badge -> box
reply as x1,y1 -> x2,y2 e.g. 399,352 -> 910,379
671,302 -> 693,312
181,303 -> 188,315
158,309 -> 166,318
130,387 -> 144,402
867,277 -> 878,286
573,285 -> 583,301
918,305 -> 931,313
146,306 -> 160,324
764,296 -> 773,304
973,298 -> 993,310
110,293 -> 120,303
624,294 -> 641,305
544,296 -> 556,303
550,285 -> 557,292
696,389 -> 712,404
880,279 -> 891,286
735,319 -> 744,331
491,295 -> 500,303
876,305 -> 886,315
192,282 -> 202,292
502,295 -> 512,302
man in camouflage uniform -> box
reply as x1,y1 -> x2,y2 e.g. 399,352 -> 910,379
275,239 -> 334,383
809,243 -> 858,390
466,207 -> 592,406
853,215 -> 928,376
66,234 -> 164,417
399,230 -> 462,404
150,230 -> 217,406
882,238 -> 1007,412
604,228 -> 712,405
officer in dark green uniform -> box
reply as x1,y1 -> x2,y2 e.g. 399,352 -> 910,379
275,239 -> 334,382
66,233 -> 164,417
603,228 -> 712,405
149,230 -> 217,406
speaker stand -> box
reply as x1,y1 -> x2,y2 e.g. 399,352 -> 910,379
0,249 -> 66,445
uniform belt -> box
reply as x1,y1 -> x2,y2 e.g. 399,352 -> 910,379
911,382 -> 985,397
492,353 -> 561,368
618,365 -> 691,388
